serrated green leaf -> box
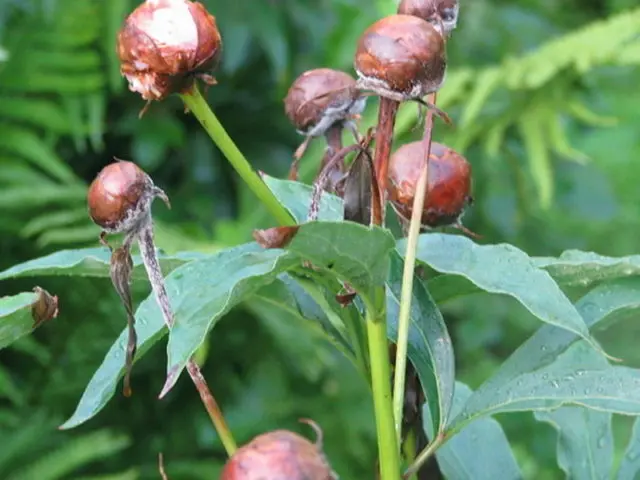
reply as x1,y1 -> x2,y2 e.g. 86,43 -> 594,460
58,243 -> 257,429
0,292 -> 39,350
0,248 -> 202,281
423,382 -> 521,480
387,251 -> 454,434
448,278 -> 640,433
535,407 -> 613,480
263,175 -> 344,223
403,233 -> 597,349
164,247 -> 298,392
617,417 -> 640,480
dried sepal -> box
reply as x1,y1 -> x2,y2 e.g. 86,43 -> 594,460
342,128 -> 381,226
253,226 -> 300,249
31,287 -> 59,329
109,243 -> 136,397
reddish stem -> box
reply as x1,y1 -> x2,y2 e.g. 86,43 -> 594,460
373,98 -> 400,224
321,124 -> 344,171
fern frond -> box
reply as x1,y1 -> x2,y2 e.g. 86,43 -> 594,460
6,430 -> 131,480
0,0 -> 110,246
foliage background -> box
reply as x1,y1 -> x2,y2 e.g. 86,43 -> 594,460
0,0 -> 639,478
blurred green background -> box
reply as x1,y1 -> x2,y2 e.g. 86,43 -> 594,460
1,0 -> 639,478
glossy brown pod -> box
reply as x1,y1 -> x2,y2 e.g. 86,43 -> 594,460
388,141 -> 471,227
117,0 -> 222,101
354,14 -> 446,102
284,68 -> 365,137
397,0 -> 460,36
220,423 -> 337,480
87,161 -> 152,232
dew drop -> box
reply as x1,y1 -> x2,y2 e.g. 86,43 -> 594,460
550,380 -> 560,388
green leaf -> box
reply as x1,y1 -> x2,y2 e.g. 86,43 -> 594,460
287,221 -> 395,298
387,251 -> 454,434
404,233 -> 598,349
534,250 -> 640,288
0,292 -> 39,350
246,277 -> 354,379
163,246 -> 299,393
0,247 -> 202,281
449,279 -> 640,433
534,407 -> 613,479
60,243 -> 258,429
262,175 -> 344,223
617,417 -> 640,480
423,382 -> 521,480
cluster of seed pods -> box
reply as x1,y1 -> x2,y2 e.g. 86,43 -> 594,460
282,0 -> 473,235
84,0 -> 474,478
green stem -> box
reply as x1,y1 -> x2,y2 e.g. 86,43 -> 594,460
392,95 -> 437,445
366,291 -> 402,480
403,433 -> 445,478
180,86 -> 294,227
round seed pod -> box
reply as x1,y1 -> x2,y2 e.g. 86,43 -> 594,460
87,160 -> 167,234
220,422 -> 337,480
397,0 -> 460,36
117,0 -> 222,101
388,141 -> 471,227
284,68 -> 366,137
354,14 -> 446,102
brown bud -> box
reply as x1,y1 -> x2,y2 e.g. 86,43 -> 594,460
388,141 -> 472,228
284,68 -> 365,137
87,160 -> 169,234
398,0 -> 460,36
253,226 -> 300,249
354,15 -> 446,102
117,0 -> 222,102
31,287 -> 59,329
220,421 -> 337,480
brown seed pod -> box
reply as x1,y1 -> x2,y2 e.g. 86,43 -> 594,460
87,160 -> 169,234
284,68 -> 365,138
354,14 -> 446,103
397,0 -> 460,37
388,141 -> 472,228
117,0 -> 222,103
220,420 -> 337,480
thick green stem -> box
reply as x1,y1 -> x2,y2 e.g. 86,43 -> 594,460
392,99 -> 436,444
366,292 -> 402,480
180,86 -> 294,227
